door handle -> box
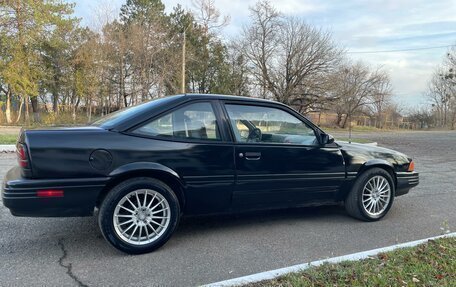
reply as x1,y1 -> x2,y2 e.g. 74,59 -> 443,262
244,152 -> 261,160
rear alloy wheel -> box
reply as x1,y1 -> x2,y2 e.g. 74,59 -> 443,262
113,189 -> 171,245
99,178 -> 180,254
345,168 -> 395,221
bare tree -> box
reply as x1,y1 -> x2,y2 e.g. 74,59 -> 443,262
184,0 -> 232,94
329,61 -> 391,128
428,46 -> 456,128
367,70 -> 392,128
406,108 -> 434,129
191,0 -> 230,34
240,1 -> 342,111
101,21 -> 132,108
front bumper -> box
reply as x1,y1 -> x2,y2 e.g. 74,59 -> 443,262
2,167 -> 109,217
396,171 -> 419,196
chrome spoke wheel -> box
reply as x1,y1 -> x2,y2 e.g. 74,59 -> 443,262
362,175 -> 391,217
113,189 -> 170,245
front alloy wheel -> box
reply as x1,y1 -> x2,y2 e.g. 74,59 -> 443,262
345,168 -> 395,221
361,176 -> 392,217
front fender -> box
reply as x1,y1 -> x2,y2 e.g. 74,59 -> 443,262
340,142 -> 410,175
356,159 -> 396,181
338,158 -> 397,201
363,159 -> 394,169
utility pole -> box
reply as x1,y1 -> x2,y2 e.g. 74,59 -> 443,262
181,30 -> 186,94
348,103 -> 352,143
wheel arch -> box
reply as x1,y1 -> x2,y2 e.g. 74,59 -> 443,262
96,162 -> 186,210
358,159 -> 397,188
338,159 -> 397,201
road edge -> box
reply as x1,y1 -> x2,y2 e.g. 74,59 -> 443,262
0,145 -> 16,153
203,232 -> 456,287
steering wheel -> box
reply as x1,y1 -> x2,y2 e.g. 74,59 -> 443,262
247,128 -> 262,142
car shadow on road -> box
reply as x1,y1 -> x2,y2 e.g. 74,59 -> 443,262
0,204 -> 352,258
175,204 -> 349,237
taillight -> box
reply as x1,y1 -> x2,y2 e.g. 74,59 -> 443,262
16,143 -> 29,168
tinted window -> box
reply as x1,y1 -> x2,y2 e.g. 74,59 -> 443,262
225,104 -> 317,145
92,96 -> 182,129
134,102 -> 220,141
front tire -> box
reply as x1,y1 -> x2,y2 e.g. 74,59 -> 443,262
98,177 -> 180,254
345,168 -> 395,221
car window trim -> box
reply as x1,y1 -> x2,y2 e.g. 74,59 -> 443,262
122,131 -> 234,146
221,100 -> 322,147
125,100 -> 228,144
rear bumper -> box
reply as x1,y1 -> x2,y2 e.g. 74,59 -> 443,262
2,167 -> 109,217
396,171 -> 419,196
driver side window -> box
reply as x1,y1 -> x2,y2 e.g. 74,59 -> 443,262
225,104 -> 318,145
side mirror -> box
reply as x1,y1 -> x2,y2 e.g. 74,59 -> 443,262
320,133 -> 335,145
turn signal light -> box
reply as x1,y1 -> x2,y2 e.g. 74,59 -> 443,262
37,190 -> 64,198
408,161 -> 415,172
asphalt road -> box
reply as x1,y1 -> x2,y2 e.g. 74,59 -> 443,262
1,131 -> 455,287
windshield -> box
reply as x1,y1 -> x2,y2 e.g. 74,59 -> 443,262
92,96 -> 182,129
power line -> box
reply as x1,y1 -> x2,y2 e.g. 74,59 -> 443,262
347,44 -> 454,54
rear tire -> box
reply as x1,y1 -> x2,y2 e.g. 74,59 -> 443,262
345,168 -> 395,221
98,177 -> 180,254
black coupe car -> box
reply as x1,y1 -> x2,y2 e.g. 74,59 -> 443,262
2,94 -> 419,254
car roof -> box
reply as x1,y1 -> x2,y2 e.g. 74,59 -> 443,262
96,94 -> 289,131
181,93 -> 278,104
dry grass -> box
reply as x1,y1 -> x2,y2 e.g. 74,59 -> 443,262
247,237 -> 456,287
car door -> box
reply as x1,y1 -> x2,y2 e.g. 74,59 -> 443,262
223,102 -> 346,210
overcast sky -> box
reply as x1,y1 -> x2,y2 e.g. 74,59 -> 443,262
71,0 -> 456,108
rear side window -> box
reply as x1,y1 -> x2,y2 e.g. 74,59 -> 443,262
133,102 -> 221,141
91,95 -> 182,129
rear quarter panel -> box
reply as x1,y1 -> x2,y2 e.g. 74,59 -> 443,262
26,129 -> 235,214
